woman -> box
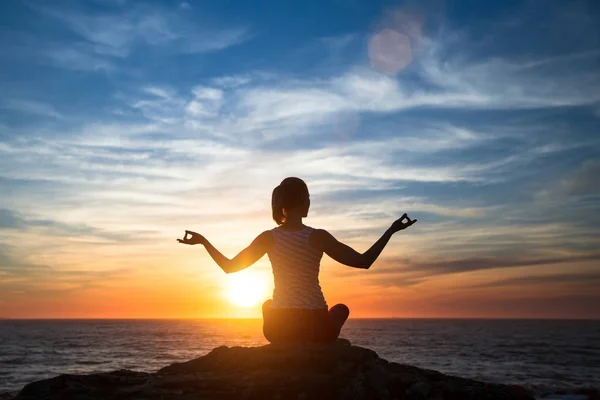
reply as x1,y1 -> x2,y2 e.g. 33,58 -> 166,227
178,177 -> 417,343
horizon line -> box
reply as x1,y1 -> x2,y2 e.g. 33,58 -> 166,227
1,317 -> 599,321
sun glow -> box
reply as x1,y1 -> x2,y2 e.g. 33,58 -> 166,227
226,271 -> 268,308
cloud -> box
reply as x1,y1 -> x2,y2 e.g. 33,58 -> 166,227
29,2 -> 251,59
0,100 -> 65,120
181,28 -> 250,54
0,208 -> 133,241
470,271 -> 600,289
0,244 -> 52,276
0,56 -> 593,258
185,87 -> 224,117
1,40 -> 596,275
512,49 -> 600,71
42,46 -> 115,72
411,49 -> 600,109
562,160 -> 600,196
211,75 -> 253,88
143,86 -> 174,99
0,209 -> 26,229
375,253 -> 600,277
112,54 -> 600,150
318,34 -> 358,51
214,55 -> 600,134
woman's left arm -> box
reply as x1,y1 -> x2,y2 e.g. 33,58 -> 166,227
178,230 -> 273,274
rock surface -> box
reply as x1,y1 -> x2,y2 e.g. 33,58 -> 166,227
9,339 -> 534,400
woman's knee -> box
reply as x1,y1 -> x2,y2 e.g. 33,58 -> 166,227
329,303 -> 350,320
263,327 -> 277,343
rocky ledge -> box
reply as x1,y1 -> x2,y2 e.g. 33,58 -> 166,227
7,339 -> 534,400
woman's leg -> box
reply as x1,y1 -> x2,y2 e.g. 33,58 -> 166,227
328,304 -> 350,340
263,300 -> 308,343
262,299 -> 278,343
264,300 -> 350,343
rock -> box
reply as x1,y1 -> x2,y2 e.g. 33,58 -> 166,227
407,381 -> 432,399
10,340 -> 535,400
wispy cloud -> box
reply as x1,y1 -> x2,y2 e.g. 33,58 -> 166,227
42,46 -> 115,72
0,100 -> 65,120
28,1 -> 251,58
561,160 -> 600,196
469,271 -> 600,289
0,208 -> 132,240
396,253 -> 600,276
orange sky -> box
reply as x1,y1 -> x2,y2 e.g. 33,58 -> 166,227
2,222 -> 598,319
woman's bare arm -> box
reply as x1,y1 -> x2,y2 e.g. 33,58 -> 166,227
178,230 -> 273,274
309,214 -> 416,269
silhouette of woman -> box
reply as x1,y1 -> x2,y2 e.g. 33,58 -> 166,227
178,177 -> 417,343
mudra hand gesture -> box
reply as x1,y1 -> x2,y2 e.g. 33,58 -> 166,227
177,230 -> 206,245
390,213 -> 417,233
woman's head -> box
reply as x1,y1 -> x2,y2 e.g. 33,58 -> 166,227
271,177 -> 310,225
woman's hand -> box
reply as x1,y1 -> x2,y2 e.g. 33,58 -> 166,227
177,230 -> 207,245
390,213 -> 417,233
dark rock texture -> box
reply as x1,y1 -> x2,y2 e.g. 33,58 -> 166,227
9,339 -> 534,400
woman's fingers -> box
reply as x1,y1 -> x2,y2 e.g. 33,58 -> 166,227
401,216 -> 417,227
184,231 -> 197,241
184,230 -> 199,237
178,231 -> 205,244
390,214 -> 416,231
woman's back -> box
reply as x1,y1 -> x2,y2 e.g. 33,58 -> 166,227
267,226 -> 327,309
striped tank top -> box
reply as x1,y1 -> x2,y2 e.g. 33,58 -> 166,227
267,226 -> 327,309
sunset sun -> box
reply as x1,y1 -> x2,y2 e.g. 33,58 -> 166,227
226,272 -> 268,308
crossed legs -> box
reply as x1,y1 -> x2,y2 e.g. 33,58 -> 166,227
262,299 -> 350,343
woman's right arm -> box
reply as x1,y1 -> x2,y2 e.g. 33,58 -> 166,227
310,214 -> 417,269
178,230 -> 273,274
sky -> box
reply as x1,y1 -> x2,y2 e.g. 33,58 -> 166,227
0,0 -> 599,319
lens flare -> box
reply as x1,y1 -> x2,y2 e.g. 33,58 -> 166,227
368,8 -> 425,76
369,29 -> 412,76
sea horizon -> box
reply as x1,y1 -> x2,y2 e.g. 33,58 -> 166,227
2,317 -> 599,321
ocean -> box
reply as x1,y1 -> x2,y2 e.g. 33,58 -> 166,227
1,319 -> 599,399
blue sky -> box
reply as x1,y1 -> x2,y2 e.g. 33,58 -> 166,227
1,0 -> 599,318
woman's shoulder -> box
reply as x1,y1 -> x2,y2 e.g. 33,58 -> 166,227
307,227 -> 333,252
307,226 -> 328,236
257,230 -> 275,245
